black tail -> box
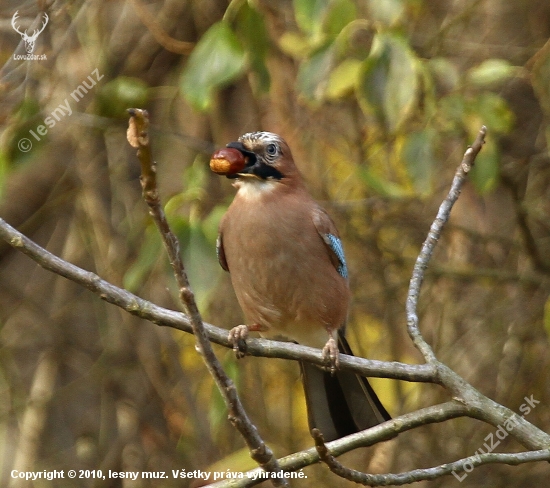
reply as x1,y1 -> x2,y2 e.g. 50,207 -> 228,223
300,332 -> 390,442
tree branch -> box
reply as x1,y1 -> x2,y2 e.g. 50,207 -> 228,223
210,400 -> 550,487
406,126 -> 487,363
208,402 -> 469,487
308,125 -> 550,482
312,425 -> 550,487
126,109 -> 287,486
1,124 -> 548,487
0,216 -> 439,383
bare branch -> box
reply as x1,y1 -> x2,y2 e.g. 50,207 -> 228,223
126,109 -> 287,486
406,126 -> 487,362
312,425 -> 550,486
1,124 -> 548,487
3,198 -> 547,456
0,215 -> 439,383
210,401 -> 550,487
209,402 -> 469,487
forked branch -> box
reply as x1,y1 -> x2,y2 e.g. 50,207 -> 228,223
1,124 -> 548,487
127,108 -> 288,487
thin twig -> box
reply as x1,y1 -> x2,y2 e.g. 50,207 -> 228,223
1,150 -> 549,457
312,427 -> 550,486
307,125 -> 550,483
0,217 -> 440,382
2,124 -> 549,487
406,126 -> 487,362
126,109 -> 288,486
210,402 -> 469,487
210,400 -> 548,487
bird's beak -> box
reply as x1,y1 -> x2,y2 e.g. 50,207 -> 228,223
225,142 -> 258,178
225,141 -> 284,181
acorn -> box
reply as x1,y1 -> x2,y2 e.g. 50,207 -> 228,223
210,147 -> 247,175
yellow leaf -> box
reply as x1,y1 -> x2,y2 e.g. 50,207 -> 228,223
326,58 -> 361,99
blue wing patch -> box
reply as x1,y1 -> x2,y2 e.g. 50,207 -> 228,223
326,233 -> 348,279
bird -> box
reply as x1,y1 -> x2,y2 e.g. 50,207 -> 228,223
215,131 -> 390,441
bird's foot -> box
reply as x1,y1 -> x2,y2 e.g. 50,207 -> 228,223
228,323 -> 266,359
228,324 -> 249,358
322,337 -> 339,374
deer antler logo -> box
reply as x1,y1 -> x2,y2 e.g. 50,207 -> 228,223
11,11 -> 49,54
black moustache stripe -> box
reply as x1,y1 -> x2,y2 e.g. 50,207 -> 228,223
252,163 -> 283,180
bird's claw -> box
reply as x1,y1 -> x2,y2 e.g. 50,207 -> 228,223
228,324 -> 249,359
322,337 -> 339,374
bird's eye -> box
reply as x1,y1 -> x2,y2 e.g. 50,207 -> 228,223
266,143 -> 277,156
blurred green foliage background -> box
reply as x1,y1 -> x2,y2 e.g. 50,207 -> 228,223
0,0 -> 549,486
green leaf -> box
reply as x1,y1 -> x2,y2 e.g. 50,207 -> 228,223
180,22 -> 246,111
357,34 -> 419,132
326,58 -> 362,99
7,98 -> 45,163
417,61 -> 438,120
180,221 -> 222,309
367,0 -> 405,26
15,97 -> 41,120
293,0 -> 330,38
401,129 -> 436,196
278,32 -> 312,59
181,155 -> 208,198
469,92 -> 514,134
235,3 -> 270,93
427,57 -> 460,92
467,59 -> 517,87
123,228 -> 162,292
470,138 -> 499,194
324,0 -> 357,39
358,167 -> 409,198
97,77 -> 149,118
297,43 -> 336,101
202,205 -> 227,245
438,93 -> 465,131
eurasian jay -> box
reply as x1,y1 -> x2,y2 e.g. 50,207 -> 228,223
215,131 -> 390,441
